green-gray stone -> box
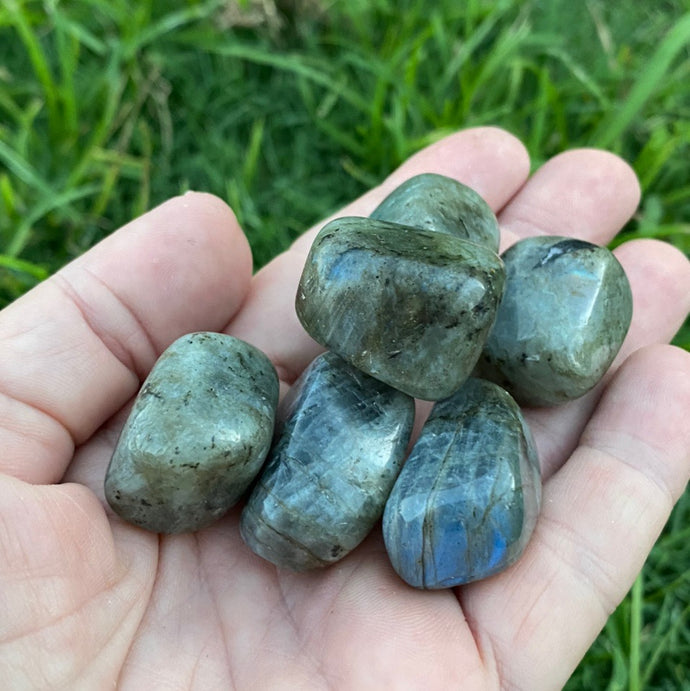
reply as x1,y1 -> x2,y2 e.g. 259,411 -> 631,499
296,216 -> 505,400
371,173 -> 500,251
240,351 -> 415,570
383,377 -> 541,589
479,236 -> 633,406
105,332 -> 279,533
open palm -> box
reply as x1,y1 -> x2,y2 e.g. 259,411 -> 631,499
1,128 -> 689,690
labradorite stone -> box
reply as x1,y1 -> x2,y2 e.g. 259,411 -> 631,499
105,332 -> 279,534
371,173 -> 500,251
479,236 -> 633,407
383,378 -> 541,589
295,217 -> 505,400
240,352 -> 415,571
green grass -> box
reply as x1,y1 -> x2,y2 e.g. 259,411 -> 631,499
1,0 -> 689,686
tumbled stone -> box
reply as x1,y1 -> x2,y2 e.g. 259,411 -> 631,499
240,352 -> 415,571
371,173 -> 500,251
383,378 -> 541,589
295,216 -> 505,400
105,332 -> 279,534
478,236 -> 633,406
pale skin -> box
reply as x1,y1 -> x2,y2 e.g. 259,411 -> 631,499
1,127 -> 689,690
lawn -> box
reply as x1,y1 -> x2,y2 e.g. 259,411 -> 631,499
1,0 -> 689,687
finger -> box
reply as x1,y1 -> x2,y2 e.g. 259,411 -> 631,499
615,240 -> 690,350
498,148 -> 641,250
0,192 -> 252,484
227,127 -> 531,384
458,344 -> 690,690
526,239 -> 690,479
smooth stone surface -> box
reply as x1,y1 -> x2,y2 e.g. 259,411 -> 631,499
105,332 -> 279,534
371,173 -> 500,251
383,378 -> 541,589
296,216 -> 505,400
478,236 -> 633,406
240,351 -> 415,571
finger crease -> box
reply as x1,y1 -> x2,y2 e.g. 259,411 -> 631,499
52,269 -> 158,382
579,436 -> 678,507
536,508 -> 626,617
0,389 -> 76,459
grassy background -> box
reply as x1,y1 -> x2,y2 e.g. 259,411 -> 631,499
1,0 -> 689,687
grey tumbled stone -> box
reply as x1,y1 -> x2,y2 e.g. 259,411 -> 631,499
105,332 -> 279,533
479,236 -> 633,406
371,173 -> 500,251
240,352 -> 415,570
296,216 -> 505,400
383,377 -> 541,589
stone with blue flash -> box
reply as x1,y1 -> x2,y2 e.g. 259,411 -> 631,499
295,216 -> 505,400
241,351 -> 415,571
382,377 -> 541,589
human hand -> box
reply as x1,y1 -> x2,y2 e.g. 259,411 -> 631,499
1,127 -> 688,690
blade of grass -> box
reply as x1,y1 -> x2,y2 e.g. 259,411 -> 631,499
85,57 -> 162,218
185,39 -> 372,113
132,121 -> 151,218
0,139 -> 54,197
0,87 -> 26,124
0,173 -> 15,217
0,253 -> 48,280
6,183 -> 100,258
603,609 -> 629,690
634,125 -> 681,191
65,47 -> 127,188
590,12 -> 690,149
47,7 -> 106,55
49,1 -> 80,136
13,98 -> 45,164
5,0 -> 59,134
459,15 -> 533,119
660,184 -> 690,206
89,147 -> 146,218
526,64 -> 551,154
312,116 -> 366,158
120,0 -> 224,58
243,118 -> 265,188
539,44 -> 610,109
640,603 -> 690,688
438,0 -> 513,93
629,573 -> 643,691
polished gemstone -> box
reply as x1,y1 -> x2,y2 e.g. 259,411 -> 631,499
295,216 -> 505,400
240,352 -> 415,571
105,332 -> 279,533
383,378 -> 541,589
479,236 -> 633,406
371,173 -> 500,251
